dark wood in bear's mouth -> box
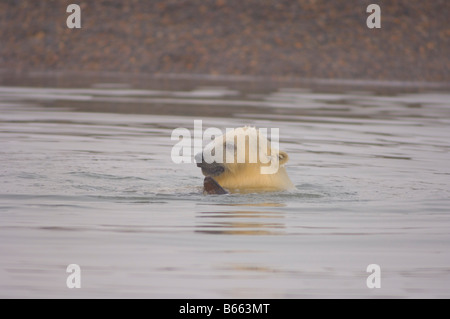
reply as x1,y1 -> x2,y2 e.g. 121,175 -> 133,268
203,176 -> 228,195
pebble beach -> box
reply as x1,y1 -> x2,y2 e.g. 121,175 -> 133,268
1,0 -> 449,82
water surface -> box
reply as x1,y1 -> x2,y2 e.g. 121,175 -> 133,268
0,74 -> 449,298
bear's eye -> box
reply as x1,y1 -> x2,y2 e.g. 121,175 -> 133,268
225,143 -> 236,152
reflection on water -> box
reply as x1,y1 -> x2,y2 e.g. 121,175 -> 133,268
0,73 -> 450,298
196,210 -> 285,236
196,202 -> 287,235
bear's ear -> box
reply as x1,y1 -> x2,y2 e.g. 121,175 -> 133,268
278,151 -> 289,165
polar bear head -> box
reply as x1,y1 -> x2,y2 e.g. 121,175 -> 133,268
195,126 -> 294,193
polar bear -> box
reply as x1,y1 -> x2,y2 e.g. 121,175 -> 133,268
195,126 -> 294,194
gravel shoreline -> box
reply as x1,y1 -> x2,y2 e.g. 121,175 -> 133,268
1,0 -> 449,82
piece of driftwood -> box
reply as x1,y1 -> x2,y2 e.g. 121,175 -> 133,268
203,176 -> 228,195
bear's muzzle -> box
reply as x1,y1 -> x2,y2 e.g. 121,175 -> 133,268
195,152 -> 225,177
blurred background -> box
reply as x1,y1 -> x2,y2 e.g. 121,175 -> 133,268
1,0 -> 449,81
